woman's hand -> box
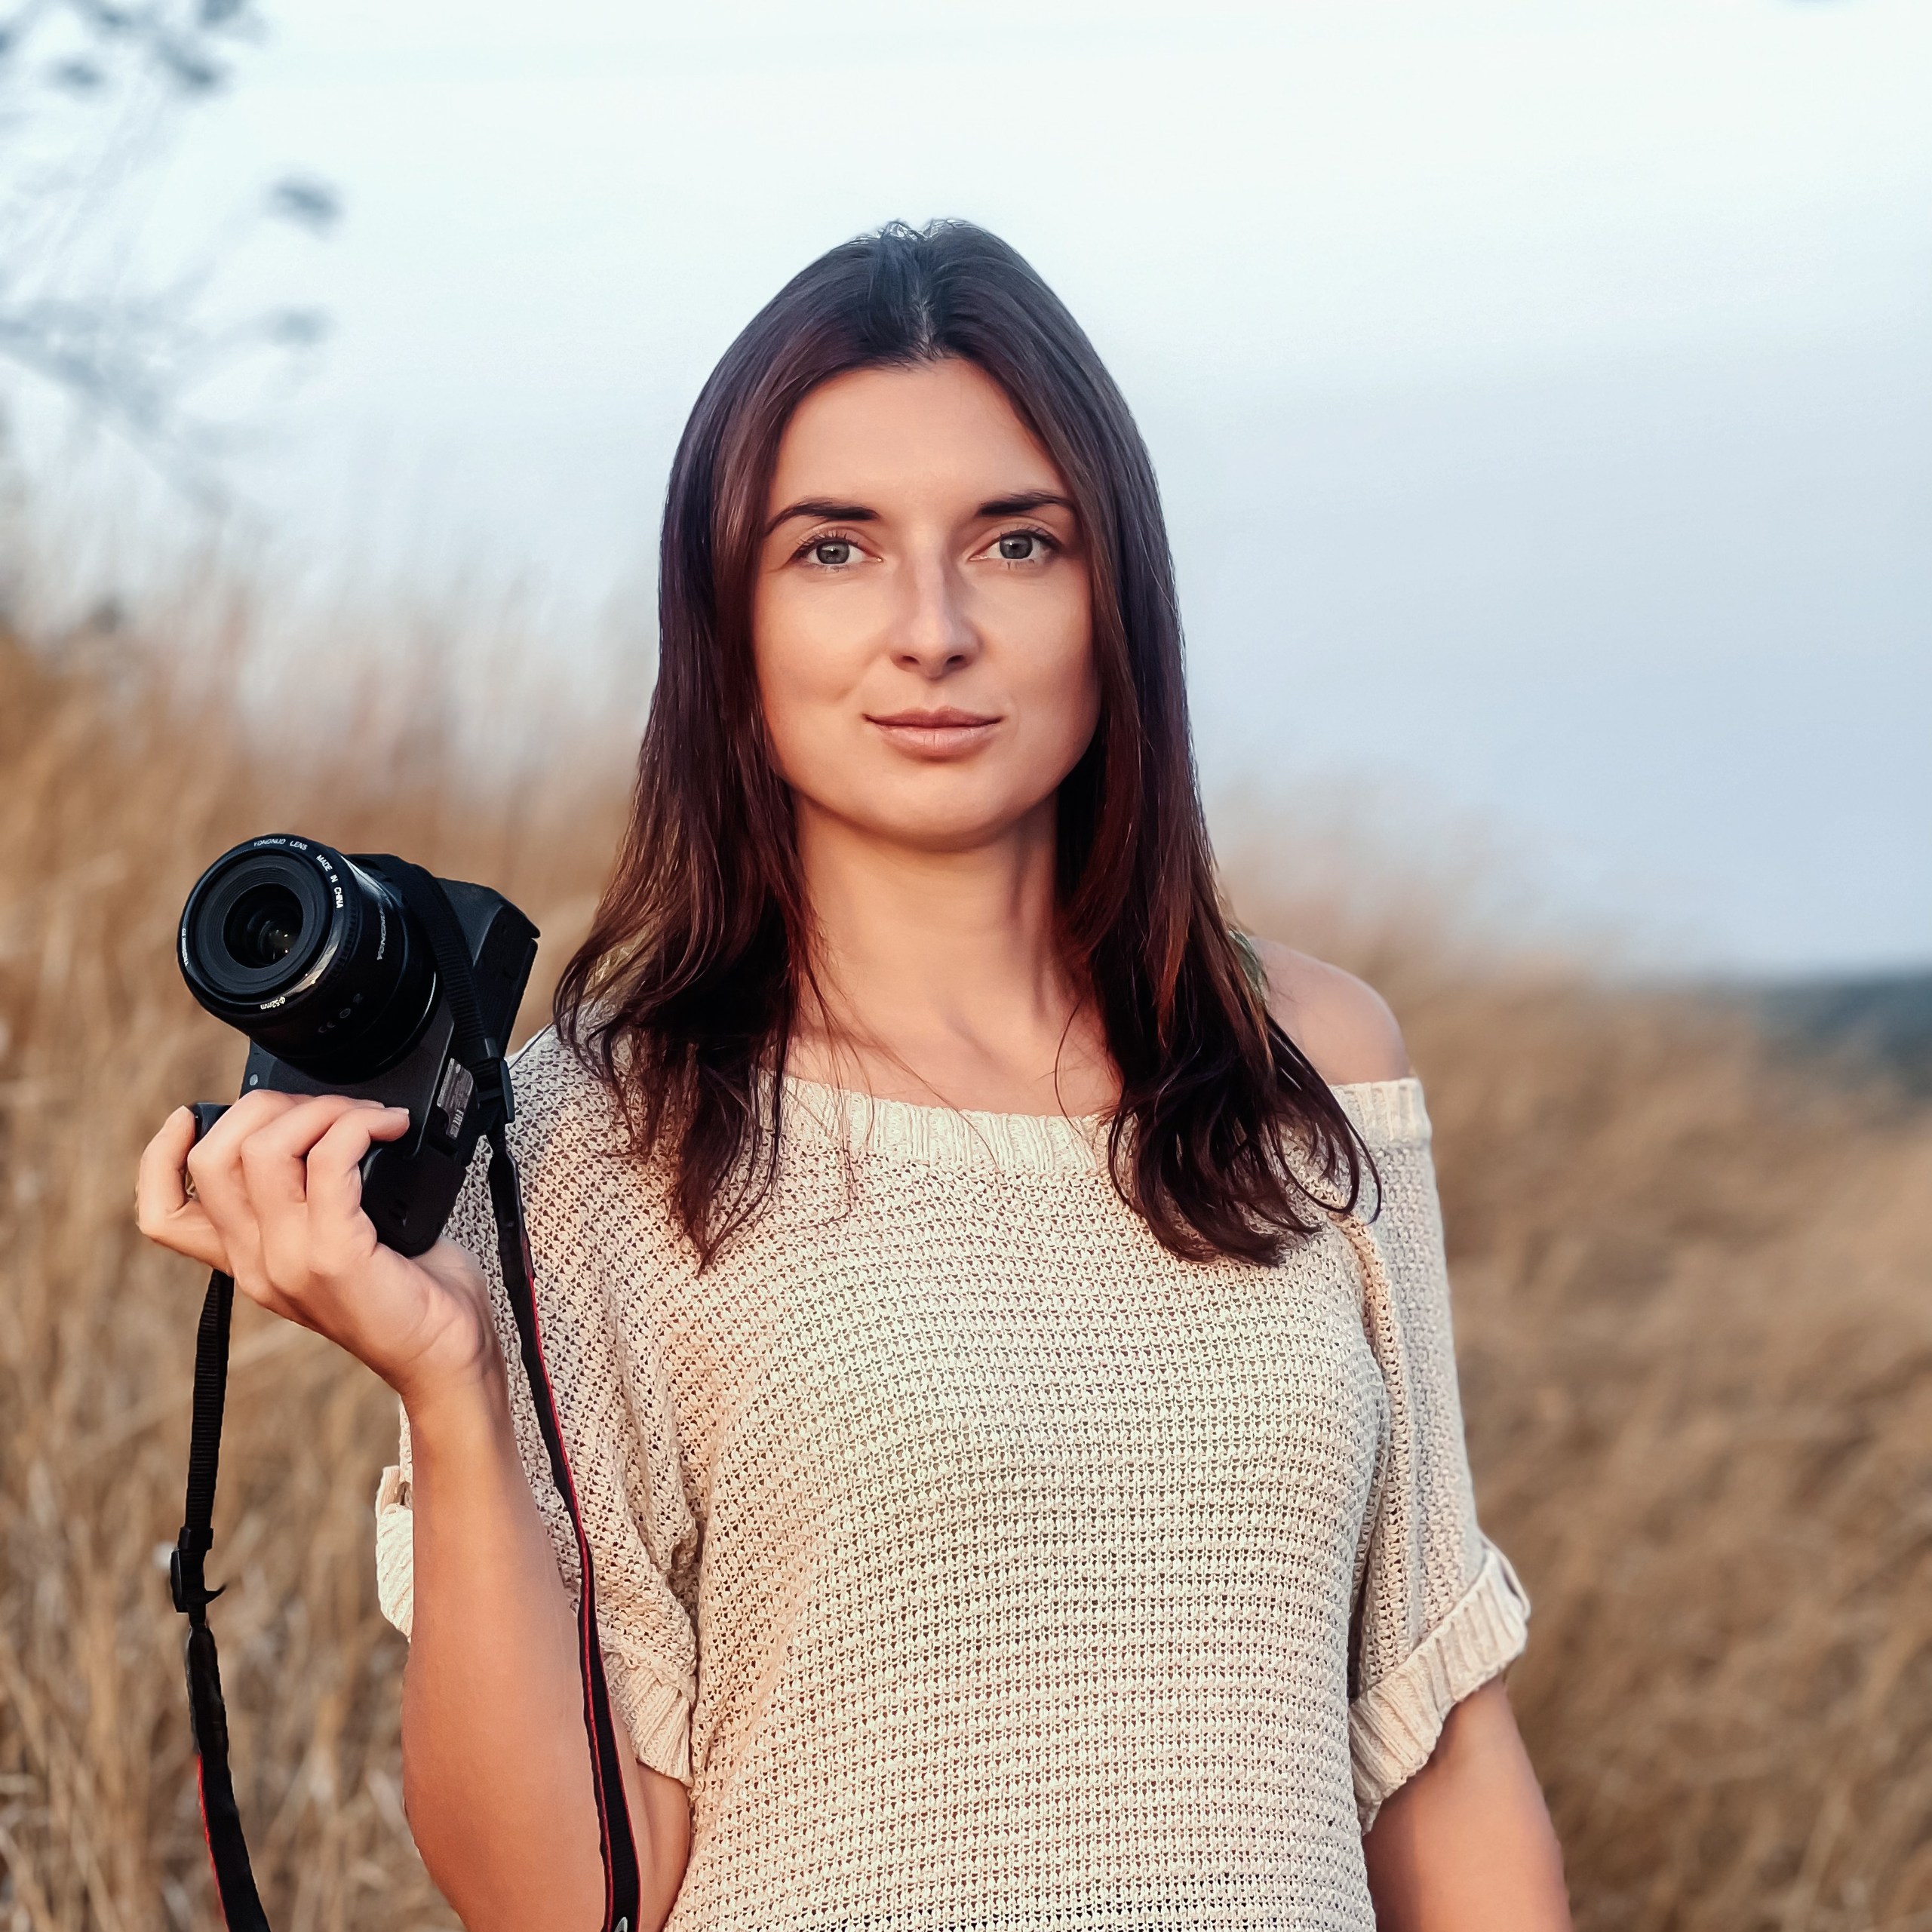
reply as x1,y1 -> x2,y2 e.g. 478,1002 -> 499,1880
136,1093 -> 496,1410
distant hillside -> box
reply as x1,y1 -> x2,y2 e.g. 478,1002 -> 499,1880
1743,969 -> 1932,1097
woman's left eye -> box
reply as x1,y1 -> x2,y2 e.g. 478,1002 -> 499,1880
992,531 -> 1051,563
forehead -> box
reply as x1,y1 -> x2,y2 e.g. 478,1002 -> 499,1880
768,358 -> 1064,504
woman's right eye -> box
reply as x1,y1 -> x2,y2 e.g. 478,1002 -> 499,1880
806,537 -> 856,567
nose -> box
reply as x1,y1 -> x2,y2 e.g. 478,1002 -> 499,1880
892,549 -> 980,679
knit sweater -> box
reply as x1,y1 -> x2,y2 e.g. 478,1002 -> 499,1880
374,1027 -> 1528,1931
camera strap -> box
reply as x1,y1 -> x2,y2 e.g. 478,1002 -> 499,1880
173,1261 -> 269,1932
172,860 -> 642,1932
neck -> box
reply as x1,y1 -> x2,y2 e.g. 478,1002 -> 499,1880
788,798 -> 1114,1115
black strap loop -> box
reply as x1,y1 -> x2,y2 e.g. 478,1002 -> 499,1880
174,871 -> 640,1932
172,1266 -> 234,1620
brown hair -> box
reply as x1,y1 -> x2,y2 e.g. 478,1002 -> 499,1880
555,219 -> 1367,1264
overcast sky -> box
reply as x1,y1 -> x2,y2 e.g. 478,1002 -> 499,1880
49,0 -> 1932,974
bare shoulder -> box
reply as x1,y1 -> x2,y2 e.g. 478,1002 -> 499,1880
1249,938 -> 1411,1086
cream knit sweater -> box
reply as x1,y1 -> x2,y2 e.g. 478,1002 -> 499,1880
375,1027 -> 1528,1930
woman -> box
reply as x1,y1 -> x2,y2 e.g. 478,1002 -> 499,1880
139,220 -> 1568,1931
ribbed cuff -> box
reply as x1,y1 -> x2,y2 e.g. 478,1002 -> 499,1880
1350,1540 -> 1531,1827
603,1644 -> 694,1784
374,1464 -> 414,1636
1332,1077 -> 1430,1150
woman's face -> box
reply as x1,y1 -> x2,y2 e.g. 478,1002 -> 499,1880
752,357 -> 1098,855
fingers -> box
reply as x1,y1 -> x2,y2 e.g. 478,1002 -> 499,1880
183,1085 -> 303,1205
240,1092 -> 391,1219
182,1091 -> 407,1314
223,1094 -> 386,1298
258,1101 -> 411,1285
136,1104 -> 198,1224
183,1088 -> 304,1294
306,1103 -> 411,1224
136,1106 -> 229,1270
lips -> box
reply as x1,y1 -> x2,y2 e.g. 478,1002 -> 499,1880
866,708 -> 999,729
864,708 -> 1002,759
869,707 -> 1004,757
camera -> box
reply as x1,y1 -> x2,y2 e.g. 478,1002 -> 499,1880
177,834 -> 539,1257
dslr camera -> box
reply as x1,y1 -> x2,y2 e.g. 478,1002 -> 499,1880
177,834 -> 539,1257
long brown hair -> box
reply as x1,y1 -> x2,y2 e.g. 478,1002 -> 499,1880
555,219 -> 1366,1264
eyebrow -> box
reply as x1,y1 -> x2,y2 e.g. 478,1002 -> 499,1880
762,489 -> 1077,538
975,490 -> 1076,519
763,499 -> 878,536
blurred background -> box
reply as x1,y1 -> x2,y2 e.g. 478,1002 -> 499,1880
2,3 -> 1929,1930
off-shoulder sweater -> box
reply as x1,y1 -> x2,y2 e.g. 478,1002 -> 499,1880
373,1027 -> 1528,1932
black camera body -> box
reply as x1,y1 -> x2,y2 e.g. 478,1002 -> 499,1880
178,834 -> 539,1257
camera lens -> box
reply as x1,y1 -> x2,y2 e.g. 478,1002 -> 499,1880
223,883 -> 306,970
179,836 -> 438,1083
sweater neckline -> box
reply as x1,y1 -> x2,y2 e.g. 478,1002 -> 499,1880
776,1070 -> 1427,1172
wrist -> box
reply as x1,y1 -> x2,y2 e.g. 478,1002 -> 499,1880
386,1267 -> 501,1418
399,1350 -> 511,1453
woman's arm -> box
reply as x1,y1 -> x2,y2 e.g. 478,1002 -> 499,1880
1254,948 -> 1565,1922
401,1363 -> 691,1930
1362,1679 -> 1570,1932
137,1094 -> 692,1931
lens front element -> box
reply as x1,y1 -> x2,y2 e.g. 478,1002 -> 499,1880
223,883 -> 306,970
185,847 -> 331,1003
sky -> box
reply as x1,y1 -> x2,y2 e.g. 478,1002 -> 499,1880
27,0 -> 1932,975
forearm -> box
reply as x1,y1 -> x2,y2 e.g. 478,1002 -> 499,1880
398,1365 -> 622,1930
1362,1679 -> 1570,1932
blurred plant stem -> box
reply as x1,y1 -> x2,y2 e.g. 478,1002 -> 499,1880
0,0 -> 337,506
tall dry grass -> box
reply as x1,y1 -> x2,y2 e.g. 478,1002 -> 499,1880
2,621 -> 1929,1930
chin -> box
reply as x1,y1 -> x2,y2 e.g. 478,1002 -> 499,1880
881,812 -> 1035,855
852,787 -> 1052,854
797,754 -> 1068,854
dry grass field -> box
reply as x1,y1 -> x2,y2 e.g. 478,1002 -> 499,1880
2,617 -> 1929,1931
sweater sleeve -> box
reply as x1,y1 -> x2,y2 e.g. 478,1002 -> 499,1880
373,1036 -> 700,1784
1332,1080 -> 1530,1829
